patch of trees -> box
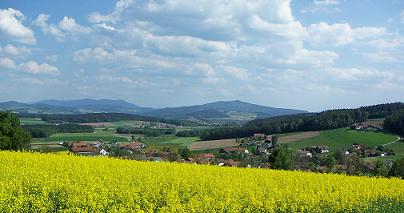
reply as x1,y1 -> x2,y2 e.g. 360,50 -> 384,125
181,103 -> 404,140
18,113 -> 196,126
116,127 -> 175,137
22,124 -> 94,138
0,112 -> 31,150
384,112 -> 404,136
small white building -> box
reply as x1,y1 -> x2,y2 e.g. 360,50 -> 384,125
99,149 -> 109,156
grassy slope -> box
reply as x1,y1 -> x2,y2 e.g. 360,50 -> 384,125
143,136 -> 199,149
285,128 -> 396,152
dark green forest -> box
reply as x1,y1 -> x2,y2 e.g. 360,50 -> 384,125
177,103 -> 404,140
22,124 -> 94,138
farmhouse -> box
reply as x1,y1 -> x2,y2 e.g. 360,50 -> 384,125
193,153 -> 215,163
297,150 -> 313,158
70,141 -> 96,155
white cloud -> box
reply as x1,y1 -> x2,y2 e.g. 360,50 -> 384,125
33,14 -> 90,41
96,74 -> 135,83
313,0 -> 339,5
144,33 -> 232,57
248,15 -> 307,39
0,57 -> 16,69
327,67 -> 393,80
33,14 -> 65,41
19,61 -> 60,74
307,22 -> 386,46
0,44 -> 31,56
73,47 -> 136,63
58,16 -> 91,34
222,66 -> 249,80
0,8 -> 36,44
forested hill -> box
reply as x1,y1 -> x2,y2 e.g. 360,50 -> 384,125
178,102 -> 404,140
18,113 -> 196,126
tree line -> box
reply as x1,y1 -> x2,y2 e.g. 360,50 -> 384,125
177,103 -> 404,140
116,126 -> 176,137
384,111 -> 404,136
22,124 -> 94,138
18,113 -> 196,126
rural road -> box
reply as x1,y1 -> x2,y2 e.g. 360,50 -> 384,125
382,136 -> 401,147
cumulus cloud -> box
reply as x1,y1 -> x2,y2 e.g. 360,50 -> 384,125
0,8 -> 36,44
58,16 -> 91,34
307,22 -> 387,46
19,61 -> 60,74
33,14 -> 90,41
0,57 -> 16,69
0,44 -> 31,56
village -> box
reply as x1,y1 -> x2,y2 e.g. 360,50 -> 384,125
64,129 -> 395,171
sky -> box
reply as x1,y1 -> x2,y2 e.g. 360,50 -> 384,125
0,0 -> 403,112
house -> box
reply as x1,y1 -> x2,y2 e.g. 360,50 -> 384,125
306,145 -> 329,154
70,141 -> 96,155
193,153 -> 215,159
265,135 -> 273,142
253,133 -> 266,139
296,149 -> 312,158
92,141 -> 102,148
120,141 -> 145,151
352,144 -> 362,150
218,159 -> 239,167
193,153 -> 215,163
99,149 -> 109,156
256,146 -> 269,155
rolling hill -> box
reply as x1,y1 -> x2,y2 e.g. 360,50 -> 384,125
36,99 -> 154,114
142,100 -> 307,121
0,99 -> 307,123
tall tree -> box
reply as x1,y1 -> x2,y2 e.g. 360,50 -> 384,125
0,112 -> 31,150
269,145 -> 293,170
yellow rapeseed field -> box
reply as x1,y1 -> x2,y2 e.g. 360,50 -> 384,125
0,151 -> 403,212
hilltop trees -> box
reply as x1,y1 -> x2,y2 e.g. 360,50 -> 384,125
0,112 -> 31,150
384,113 -> 404,136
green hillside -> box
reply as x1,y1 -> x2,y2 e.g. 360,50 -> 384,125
284,128 -> 397,152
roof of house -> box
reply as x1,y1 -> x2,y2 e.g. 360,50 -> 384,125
71,145 -> 96,153
222,147 -> 245,153
194,153 -> 215,159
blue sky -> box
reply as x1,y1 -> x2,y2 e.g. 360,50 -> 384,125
0,0 -> 403,112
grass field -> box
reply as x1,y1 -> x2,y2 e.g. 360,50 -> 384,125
143,136 -> 199,149
1,151 -> 404,212
279,131 -> 320,143
19,118 -> 49,125
188,139 -> 238,151
285,128 -> 397,152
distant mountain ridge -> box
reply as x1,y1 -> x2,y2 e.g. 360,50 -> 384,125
36,99 -> 154,114
142,100 -> 307,121
0,99 -> 307,123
